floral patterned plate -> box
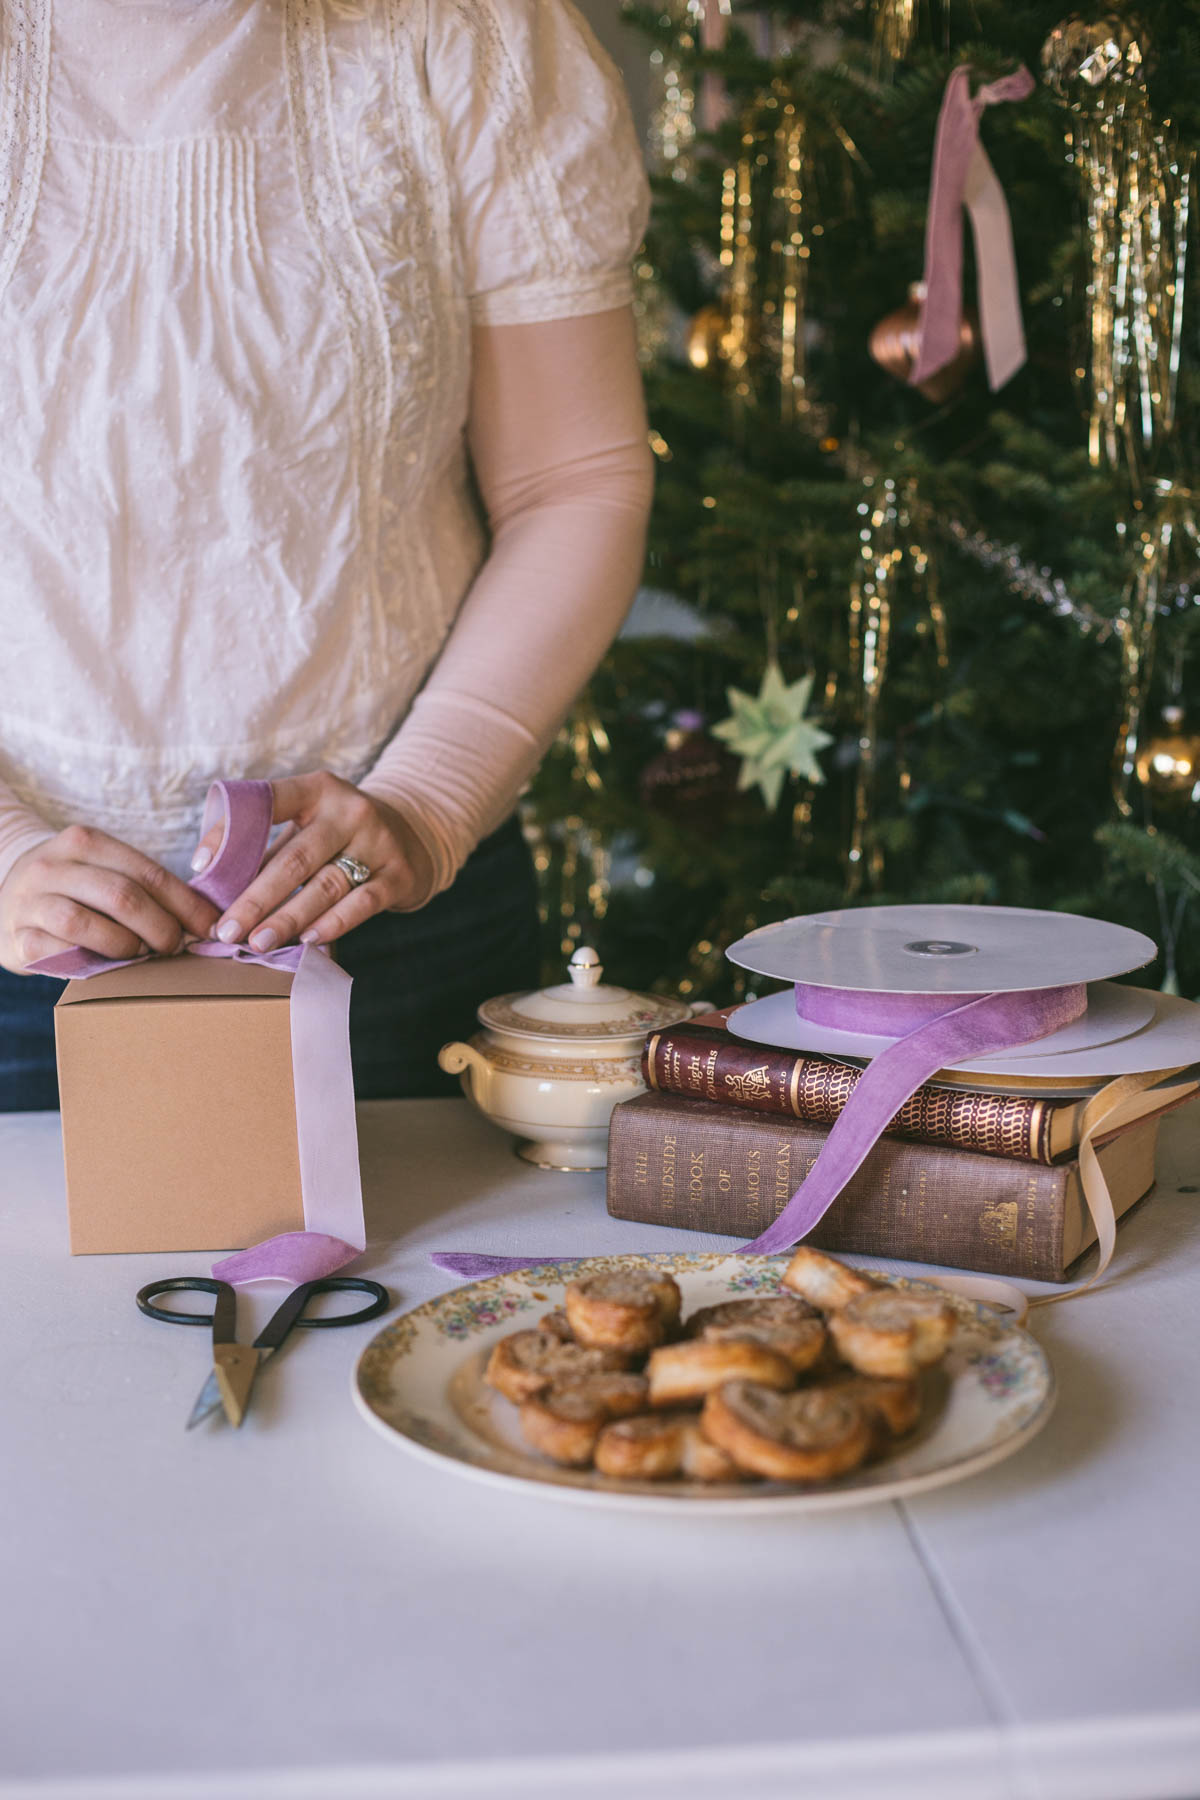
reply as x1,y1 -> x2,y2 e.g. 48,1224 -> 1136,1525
352,1253 -> 1054,1514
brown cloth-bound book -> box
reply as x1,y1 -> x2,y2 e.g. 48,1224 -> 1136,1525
606,1091 -> 1162,1282
643,1016 -> 1088,1163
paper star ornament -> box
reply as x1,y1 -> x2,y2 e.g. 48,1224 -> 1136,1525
711,662 -> 834,810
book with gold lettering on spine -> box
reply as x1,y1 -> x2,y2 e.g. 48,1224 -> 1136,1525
606,1091 -> 1162,1282
642,1017 -> 1089,1163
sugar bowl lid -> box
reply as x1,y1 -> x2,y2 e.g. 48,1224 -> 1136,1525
476,948 -> 693,1042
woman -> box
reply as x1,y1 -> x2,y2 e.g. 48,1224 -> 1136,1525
0,0 -> 653,1107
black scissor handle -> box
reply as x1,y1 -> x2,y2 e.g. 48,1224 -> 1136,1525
257,1277 -> 390,1350
136,1278 -> 236,1340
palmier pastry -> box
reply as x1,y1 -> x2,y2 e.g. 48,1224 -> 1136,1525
780,1246 -> 877,1313
828,1289 -> 955,1379
592,1413 -> 749,1483
594,1411 -> 689,1481
646,1337 -> 795,1408
484,1328 -> 628,1404
519,1372 -> 649,1466
702,1381 -> 872,1482
823,1373 -> 921,1440
538,1308 -> 574,1342
565,1269 -> 682,1352
679,1421 -> 744,1483
687,1295 -> 826,1372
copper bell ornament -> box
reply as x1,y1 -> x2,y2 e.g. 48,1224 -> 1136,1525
869,282 -> 980,403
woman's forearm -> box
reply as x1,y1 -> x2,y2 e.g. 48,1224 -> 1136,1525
359,306 -> 654,899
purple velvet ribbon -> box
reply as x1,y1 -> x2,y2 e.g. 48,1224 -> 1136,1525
740,979 -> 1085,1255
794,979 -> 1086,1038
31,779 -> 365,1284
911,63 -> 1035,393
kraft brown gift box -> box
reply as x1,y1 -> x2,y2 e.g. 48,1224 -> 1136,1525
54,956 -> 307,1255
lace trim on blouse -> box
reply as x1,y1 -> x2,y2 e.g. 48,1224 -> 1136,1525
0,0 -> 50,303
325,0 -> 466,668
284,0 -> 392,678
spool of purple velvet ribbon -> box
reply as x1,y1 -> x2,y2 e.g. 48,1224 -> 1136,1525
794,979 -> 1088,1038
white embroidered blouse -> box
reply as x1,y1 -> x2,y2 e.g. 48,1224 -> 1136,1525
0,0 -> 650,881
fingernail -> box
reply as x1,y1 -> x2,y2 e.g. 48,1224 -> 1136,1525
299,929 -> 319,945
216,918 -> 241,944
190,846 -> 213,873
249,927 -> 278,952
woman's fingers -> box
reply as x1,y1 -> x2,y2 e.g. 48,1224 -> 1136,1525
297,881 -> 386,946
205,774 -> 435,952
53,827 -> 220,942
266,775 -> 319,827
211,773 -> 377,946
12,928 -> 85,970
56,859 -> 193,956
0,826 -> 219,975
189,825 -> 224,874
245,855 -> 360,951
191,817 -> 297,878
35,893 -> 146,963
212,820 -> 346,946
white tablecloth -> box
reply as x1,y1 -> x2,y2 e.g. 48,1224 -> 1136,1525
1,1099 -> 1198,1800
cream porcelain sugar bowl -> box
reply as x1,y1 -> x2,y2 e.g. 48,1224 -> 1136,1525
438,948 -> 695,1170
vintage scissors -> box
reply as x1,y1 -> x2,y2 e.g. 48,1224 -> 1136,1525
136,1275 -> 390,1429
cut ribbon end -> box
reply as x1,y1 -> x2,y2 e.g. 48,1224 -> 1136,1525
213,1232 -> 362,1286
430,1251 -> 578,1281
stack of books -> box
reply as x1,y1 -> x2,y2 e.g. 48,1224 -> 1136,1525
606,1009 -> 1196,1282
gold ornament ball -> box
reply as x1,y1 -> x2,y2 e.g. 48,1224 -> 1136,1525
869,283 -> 980,404
1041,14 -> 1149,97
1135,708 -> 1200,805
686,303 -> 728,372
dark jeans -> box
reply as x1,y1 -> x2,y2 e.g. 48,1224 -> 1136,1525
0,815 -> 541,1111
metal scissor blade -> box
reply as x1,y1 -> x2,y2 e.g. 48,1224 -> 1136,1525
186,1368 -> 225,1430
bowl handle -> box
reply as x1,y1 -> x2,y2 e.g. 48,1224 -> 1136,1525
438,1039 -> 492,1103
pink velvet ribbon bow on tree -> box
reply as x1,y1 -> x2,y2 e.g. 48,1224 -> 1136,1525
911,63 -> 1036,394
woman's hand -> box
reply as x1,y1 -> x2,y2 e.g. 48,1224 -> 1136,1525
0,826 -> 221,975
198,772 -> 435,952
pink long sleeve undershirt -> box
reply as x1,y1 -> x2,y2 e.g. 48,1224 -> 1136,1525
0,304 -> 654,906
359,303 -> 654,901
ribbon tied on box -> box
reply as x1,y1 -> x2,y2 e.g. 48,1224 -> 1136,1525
31,779 -> 365,1284
911,63 -> 1036,395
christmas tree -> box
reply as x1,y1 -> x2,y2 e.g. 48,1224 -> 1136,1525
527,1 -> 1200,1003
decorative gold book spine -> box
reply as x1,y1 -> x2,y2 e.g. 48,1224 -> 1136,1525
643,1024 -> 1055,1162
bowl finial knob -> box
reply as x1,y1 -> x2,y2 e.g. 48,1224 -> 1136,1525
568,946 -> 603,989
